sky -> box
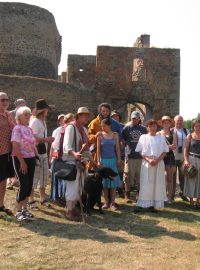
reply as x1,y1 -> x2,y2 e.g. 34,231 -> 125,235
1,0 -> 200,119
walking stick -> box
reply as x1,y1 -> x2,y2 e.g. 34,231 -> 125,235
77,143 -> 87,223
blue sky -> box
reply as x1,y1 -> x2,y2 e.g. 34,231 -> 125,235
1,0 -> 199,119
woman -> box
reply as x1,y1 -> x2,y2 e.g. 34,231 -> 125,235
97,118 -> 121,210
28,99 -> 54,210
0,92 -> 15,216
50,113 -> 74,202
184,119 -> 200,209
11,106 -> 37,221
62,107 -> 94,221
158,116 -> 177,204
134,119 -> 169,212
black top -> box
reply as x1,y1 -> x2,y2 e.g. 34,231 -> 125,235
189,139 -> 200,155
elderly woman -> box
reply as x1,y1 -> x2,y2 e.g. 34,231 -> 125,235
0,92 -> 15,216
184,119 -> 200,209
134,119 -> 169,213
11,106 -> 37,221
158,116 -> 177,204
50,113 -> 74,202
62,107 -> 94,221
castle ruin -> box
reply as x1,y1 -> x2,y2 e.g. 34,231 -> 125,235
0,2 -> 180,131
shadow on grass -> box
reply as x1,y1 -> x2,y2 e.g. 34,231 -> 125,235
85,202 -> 197,241
1,200 -> 197,243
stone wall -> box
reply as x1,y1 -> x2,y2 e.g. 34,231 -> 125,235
0,2 -> 61,79
67,55 -> 96,87
0,74 -> 102,134
95,46 -> 180,118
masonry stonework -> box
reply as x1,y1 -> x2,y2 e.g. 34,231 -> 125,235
0,2 -> 61,79
0,3 -> 180,132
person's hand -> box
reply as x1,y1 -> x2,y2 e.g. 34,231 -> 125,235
149,159 -> 157,166
117,159 -> 122,168
96,132 -> 102,138
73,152 -> 82,161
20,160 -> 28,174
184,161 -> 190,168
45,136 -> 55,144
169,144 -> 176,150
97,161 -> 102,168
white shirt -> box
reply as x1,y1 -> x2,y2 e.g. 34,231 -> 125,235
135,134 -> 169,158
62,124 -> 88,163
29,117 -> 47,157
173,128 -> 189,161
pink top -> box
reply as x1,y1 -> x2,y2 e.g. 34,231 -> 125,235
11,125 -> 36,158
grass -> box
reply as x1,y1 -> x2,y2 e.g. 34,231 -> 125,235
0,186 -> 200,270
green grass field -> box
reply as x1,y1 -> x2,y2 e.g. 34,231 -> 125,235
0,187 -> 200,270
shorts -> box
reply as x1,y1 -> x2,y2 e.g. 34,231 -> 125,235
0,153 -> 14,182
123,158 -> 142,188
33,155 -> 49,189
164,155 -> 176,167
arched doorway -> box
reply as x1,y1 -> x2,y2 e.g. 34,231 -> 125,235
111,99 -> 153,124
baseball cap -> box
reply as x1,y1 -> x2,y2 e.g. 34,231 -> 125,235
131,111 -> 140,119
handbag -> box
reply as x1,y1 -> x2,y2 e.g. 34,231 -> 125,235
37,130 -> 47,155
53,125 -> 77,181
54,161 -> 77,181
37,143 -> 46,155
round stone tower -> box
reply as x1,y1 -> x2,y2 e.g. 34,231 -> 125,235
0,2 -> 61,79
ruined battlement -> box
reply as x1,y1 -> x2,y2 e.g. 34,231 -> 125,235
0,2 -> 61,79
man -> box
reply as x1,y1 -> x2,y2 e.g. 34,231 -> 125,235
63,107 -> 94,221
172,115 -> 189,200
122,111 -> 147,203
10,98 -> 26,122
88,103 -> 121,171
0,92 -> 15,216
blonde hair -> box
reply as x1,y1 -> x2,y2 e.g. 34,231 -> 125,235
15,106 -> 31,122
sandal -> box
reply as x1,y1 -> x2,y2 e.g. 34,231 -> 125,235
40,199 -> 52,208
0,205 -> 13,216
28,201 -> 39,210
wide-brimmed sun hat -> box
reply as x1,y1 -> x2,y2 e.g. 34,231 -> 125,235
32,99 -> 55,116
158,116 -> 175,127
76,107 -> 93,118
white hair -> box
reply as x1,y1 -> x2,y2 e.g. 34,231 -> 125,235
15,106 -> 31,122
174,115 -> 183,121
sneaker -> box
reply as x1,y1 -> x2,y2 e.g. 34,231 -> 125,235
40,199 -> 51,208
102,202 -> 110,209
22,209 -> 34,218
110,203 -> 118,211
15,211 -> 28,221
28,201 -> 39,210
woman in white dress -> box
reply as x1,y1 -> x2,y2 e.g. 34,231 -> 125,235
134,119 -> 169,213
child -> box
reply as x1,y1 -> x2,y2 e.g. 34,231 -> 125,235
134,119 -> 169,213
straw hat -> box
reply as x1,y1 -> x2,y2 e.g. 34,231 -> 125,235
76,107 -> 93,118
32,99 -> 55,116
158,116 -> 175,127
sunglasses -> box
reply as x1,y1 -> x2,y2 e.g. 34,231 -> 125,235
0,98 -> 9,102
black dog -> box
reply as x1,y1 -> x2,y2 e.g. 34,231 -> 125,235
83,167 -> 118,215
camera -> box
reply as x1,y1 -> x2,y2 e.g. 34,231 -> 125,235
178,146 -> 182,153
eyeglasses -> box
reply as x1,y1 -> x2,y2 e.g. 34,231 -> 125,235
0,98 -> 9,102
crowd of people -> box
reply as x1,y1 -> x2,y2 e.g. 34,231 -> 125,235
0,91 -> 200,222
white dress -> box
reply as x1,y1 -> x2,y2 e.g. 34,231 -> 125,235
135,134 -> 169,208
